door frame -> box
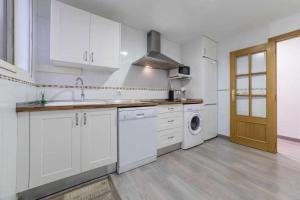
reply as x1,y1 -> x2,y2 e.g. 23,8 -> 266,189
230,29 -> 300,153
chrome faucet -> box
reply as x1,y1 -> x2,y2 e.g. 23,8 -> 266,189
76,77 -> 85,101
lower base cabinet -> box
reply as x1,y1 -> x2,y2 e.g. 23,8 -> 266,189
28,108 -> 117,188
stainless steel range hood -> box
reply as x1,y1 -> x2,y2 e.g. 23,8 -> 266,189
132,30 -> 181,70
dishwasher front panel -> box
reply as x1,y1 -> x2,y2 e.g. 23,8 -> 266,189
118,108 -> 157,173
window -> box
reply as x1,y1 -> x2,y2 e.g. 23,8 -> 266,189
0,0 -> 32,75
0,0 -> 14,64
14,0 -> 32,73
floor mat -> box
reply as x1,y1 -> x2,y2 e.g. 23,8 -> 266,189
41,177 -> 120,200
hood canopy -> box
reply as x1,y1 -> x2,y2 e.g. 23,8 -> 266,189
132,30 -> 181,70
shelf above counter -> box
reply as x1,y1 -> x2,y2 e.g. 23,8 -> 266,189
168,74 -> 192,80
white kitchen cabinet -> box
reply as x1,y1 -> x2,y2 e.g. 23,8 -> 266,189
157,104 -> 183,149
81,109 -> 117,172
49,0 -> 120,70
89,14 -> 120,70
29,110 -> 81,188
50,0 -> 90,66
24,108 -> 117,189
203,105 -> 218,140
202,37 -> 217,60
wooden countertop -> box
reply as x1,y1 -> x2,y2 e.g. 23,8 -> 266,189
16,99 -> 203,112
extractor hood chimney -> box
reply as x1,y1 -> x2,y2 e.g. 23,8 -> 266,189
132,30 -> 181,70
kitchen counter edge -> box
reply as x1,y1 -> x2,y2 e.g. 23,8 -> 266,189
16,99 -> 203,112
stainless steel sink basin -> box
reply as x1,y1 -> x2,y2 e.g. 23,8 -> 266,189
46,101 -> 107,106
105,99 -> 142,104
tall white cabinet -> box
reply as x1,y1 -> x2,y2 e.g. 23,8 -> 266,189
18,108 -> 117,191
37,0 -> 121,71
201,37 -> 218,140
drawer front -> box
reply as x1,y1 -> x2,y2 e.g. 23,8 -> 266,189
157,128 -> 183,149
158,104 -> 183,114
158,115 -> 183,131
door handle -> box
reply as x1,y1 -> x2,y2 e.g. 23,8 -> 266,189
83,113 -> 87,126
231,89 -> 235,102
83,51 -> 88,62
75,113 -> 79,126
91,52 -> 94,63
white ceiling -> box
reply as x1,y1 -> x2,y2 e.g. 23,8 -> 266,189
60,0 -> 300,43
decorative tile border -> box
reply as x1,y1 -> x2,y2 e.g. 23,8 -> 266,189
0,73 -> 35,86
0,73 -> 170,91
35,84 -> 169,91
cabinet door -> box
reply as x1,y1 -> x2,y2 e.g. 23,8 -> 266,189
89,14 -> 120,69
203,58 -> 218,103
203,105 -> 218,140
202,37 -> 217,60
50,0 -> 90,65
30,111 -> 81,188
81,109 -> 117,172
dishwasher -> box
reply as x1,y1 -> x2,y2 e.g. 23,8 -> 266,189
118,106 -> 157,174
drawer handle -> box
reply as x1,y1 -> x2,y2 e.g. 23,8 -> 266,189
168,136 -> 175,139
168,120 -> 174,123
168,108 -> 174,111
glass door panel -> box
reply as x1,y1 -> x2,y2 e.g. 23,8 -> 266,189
251,97 -> 266,118
251,52 -> 266,73
237,96 -> 249,116
236,56 -> 249,75
251,74 -> 266,95
237,76 -> 249,95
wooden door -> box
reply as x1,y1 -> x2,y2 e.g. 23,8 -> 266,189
89,14 -> 120,69
81,109 -> 117,172
50,0 -> 90,65
30,110 -> 81,188
230,44 -> 276,153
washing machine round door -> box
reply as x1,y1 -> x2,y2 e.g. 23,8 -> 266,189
188,113 -> 202,135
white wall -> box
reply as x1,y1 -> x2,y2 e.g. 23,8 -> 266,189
0,79 -> 35,200
217,12 -> 300,136
277,37 -> 300,139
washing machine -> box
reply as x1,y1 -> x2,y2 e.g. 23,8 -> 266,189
182,104 -> 205,149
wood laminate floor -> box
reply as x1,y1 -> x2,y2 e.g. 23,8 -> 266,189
278,138 -> 300,164
111,137 -> 300,200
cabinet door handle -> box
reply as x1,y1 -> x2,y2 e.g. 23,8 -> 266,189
91,52 -> 94,63
83,113 -> 87,126
75,113 -> 79,126
83,51 -> 88,62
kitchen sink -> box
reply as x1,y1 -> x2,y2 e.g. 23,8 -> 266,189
46,100 -> 107,106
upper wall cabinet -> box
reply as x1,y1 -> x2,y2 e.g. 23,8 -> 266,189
50,1 -> 90,66
202,37 -> 217,61
89,14 -> 120,69
50,0 -> 121,70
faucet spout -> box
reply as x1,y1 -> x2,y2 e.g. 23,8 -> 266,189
75,77 -> 85,101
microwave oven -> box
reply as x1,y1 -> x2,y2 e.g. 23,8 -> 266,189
169,66 -> 191,78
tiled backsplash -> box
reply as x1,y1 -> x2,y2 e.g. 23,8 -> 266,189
0,73 -> 170,102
